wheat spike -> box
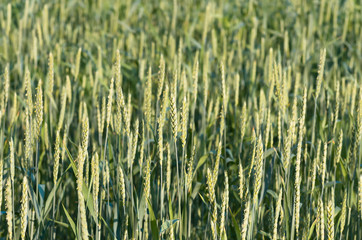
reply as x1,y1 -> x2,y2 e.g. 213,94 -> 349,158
210,199 -> 217,240
340,191 -> 347,234
248,129 -> 257,179
57,87 -> 67,131
145,67 -> 152,126
241,200 -> 250,240
115,72 -> 125,135
53,131 -> 60,185
74,48 -> 82,79
273,189 -> 283,240
317,198 -> 324,240
5,3 -> 11,36
311,140 -> 321,193
170,72 -> 178,141
158,84 -> 168,163
91,153 -> 99,216
203,50 -> 210,107
181,96 -> 189,149
119,166 -> 126,207
253,136 -> 264,205
47,52 -> 54,96
213,141 -> 222,185
35,79 -> 43,138
315,48 -> 327,99
96,101 -> 102,135
65,75 -> 72,104
144,156 -> 151,200
20,176 -> 29,240
206,168 -> 215,204
335,130 -> 343,165
9,139 -> 15,182
294,88 -> 306,237
106,78 -> 114,128
4,64 -> 10,109
157,54 -> 165,101
82,116 -> 89,154
25,69 -> 33,115
327,197 -> 334,240
192,52 -> 199,105
5,177 -> 13,240
239,163 -> 244,201
220,179 -> 228,238
77,146 -> 88,239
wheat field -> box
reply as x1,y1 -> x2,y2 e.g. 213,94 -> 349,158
0,0 -> 361,239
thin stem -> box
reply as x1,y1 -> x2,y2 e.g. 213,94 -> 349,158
188,201 -> 192,239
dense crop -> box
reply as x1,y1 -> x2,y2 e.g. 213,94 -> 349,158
0,0 -> 361,239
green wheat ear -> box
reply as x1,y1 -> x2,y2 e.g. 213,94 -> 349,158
53,131 -> 60,185
20,176 -> 29,240
241,199 -> 250,240
170,71 -> 178,141
106,78 -> 114,128
6,176 -> 13,240
91,152 -> 100,216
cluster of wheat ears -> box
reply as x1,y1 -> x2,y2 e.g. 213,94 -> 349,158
0,0 -> 361,239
